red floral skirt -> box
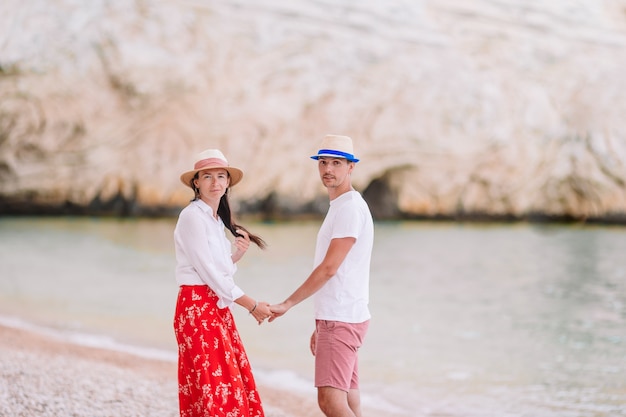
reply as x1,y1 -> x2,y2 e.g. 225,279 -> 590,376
174,285 -> 265,417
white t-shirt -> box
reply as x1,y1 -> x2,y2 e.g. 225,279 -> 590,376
313,190 -> 374,323
173,199 -> 244,308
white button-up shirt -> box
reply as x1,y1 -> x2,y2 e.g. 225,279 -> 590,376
174,199 -> 244,308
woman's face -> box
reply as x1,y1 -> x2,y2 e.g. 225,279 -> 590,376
194,168 -> 230,203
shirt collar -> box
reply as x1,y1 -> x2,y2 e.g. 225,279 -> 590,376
192,199 -> 216,217
330,190 -> 355,206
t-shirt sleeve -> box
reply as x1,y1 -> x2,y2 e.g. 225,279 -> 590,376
330,203 -> 364,240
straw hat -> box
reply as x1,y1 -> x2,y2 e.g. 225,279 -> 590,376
180,149 -> 244,188
310,134 -> 360,163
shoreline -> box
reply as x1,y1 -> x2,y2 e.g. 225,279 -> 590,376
2,211 -> 626,226
0,323 -> 405,417
0,323 -> 324,417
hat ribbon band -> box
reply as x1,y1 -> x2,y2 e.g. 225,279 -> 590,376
194,158 -> 229,170
317,149 -> 355,160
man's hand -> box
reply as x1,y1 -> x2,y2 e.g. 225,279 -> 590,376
310,329 -> 317,356
268,303 -> 289,322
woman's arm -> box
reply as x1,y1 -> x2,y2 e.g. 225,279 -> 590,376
234,294 -> 272,324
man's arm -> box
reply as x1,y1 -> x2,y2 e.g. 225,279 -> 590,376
269,237 -> 355,321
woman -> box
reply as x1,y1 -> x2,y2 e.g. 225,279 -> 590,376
173,148 -> 271,417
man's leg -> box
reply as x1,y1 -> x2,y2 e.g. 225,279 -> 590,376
318,386 -> 356,417
314,320 -> 369,417
347,388 -> 362,417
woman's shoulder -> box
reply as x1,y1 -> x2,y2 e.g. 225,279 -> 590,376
178,201 -> 203,221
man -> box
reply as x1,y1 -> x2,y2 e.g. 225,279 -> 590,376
270,134 -> 374,417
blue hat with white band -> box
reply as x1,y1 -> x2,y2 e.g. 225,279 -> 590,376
310,135 -> 360,163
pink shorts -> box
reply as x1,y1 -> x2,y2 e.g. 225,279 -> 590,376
314,320 -> 370,392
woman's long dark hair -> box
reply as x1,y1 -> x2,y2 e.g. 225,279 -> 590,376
218,189 -> 267,249
190,175 -> 266,249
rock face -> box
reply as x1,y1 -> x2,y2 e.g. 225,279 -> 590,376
1,0 -> 626,221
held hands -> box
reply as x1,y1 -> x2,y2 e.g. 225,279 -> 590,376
268,302 -> 289,322
250,301 -> 272,325
248,300 -> 292,325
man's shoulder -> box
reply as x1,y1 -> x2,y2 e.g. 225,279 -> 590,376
347,191 -> 373,216
332,190 -> 366,206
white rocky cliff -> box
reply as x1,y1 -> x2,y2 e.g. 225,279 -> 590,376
1,0 -> 625,220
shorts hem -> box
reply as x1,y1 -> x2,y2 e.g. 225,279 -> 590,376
314,382 -> 351,392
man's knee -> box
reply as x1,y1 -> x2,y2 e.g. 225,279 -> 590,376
317,386 -> 349,416
317,387 -> 336,413
347,389 -> 362,417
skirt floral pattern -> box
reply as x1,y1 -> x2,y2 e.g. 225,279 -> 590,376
174,285 -> 265,417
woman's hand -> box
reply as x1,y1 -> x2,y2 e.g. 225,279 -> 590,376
232,229 -> 250,263
251,301 -> 272,325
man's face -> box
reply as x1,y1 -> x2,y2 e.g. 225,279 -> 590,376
317,157 -> 354,190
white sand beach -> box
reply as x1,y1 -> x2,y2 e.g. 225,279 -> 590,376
0,324 -> 338,417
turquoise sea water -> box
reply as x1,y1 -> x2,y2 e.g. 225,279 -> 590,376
1,217 -> 625,416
